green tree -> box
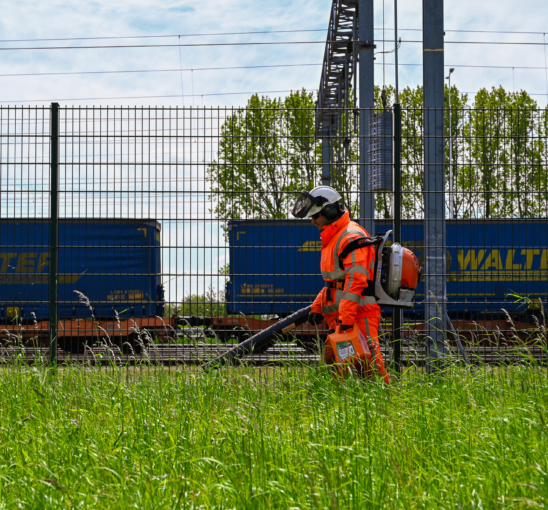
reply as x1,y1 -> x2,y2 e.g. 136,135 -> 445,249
444,84 -> 470,218
503,91 -> 539,217
374,85 -> 427,218
206,89 -> 362,228
207,85 -> 547,223
206,90 -> 321,227
469,87 -> 542,218
466,89 -> 502,218
176,287 -> 226,317
398,85 -> 427,219
532,108 -> 548,217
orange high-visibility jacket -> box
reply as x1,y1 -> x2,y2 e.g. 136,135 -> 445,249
311,211 -> 380,328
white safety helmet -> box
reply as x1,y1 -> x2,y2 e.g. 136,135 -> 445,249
291,186 -> 343,219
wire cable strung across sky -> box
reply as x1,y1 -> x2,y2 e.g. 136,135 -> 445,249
1,62 -> 547,79
4,88 -> 548,104
0,90 -> 319,103
0,63 -> 320,78
0,41 -> 328,51
1,26 -> 546,104
0,29 -> 327,43
1,40 -> 548,51
1,27 -> 547,43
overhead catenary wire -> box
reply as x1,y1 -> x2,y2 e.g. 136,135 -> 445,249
0,89 -> 319,103
1,62 -> 547,80
3,88 -> 548,104
0,29 -> 329,43
0,41 -> 332,51
1,28 -> 547,105
411,28 -> 548,35
0,63 -> 322,78
1,40 -> 548,52
1,27 -> 548,44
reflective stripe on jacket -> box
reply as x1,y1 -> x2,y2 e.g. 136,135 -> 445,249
311,211 -> 380,327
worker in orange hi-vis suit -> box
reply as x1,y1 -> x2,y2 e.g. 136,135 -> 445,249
292,185 -> 390,383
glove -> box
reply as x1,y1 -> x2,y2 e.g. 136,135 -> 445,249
308,312 -> 324,326
340,324 -> 354,332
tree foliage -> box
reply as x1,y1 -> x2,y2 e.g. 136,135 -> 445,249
461,87 -> 547,218
207,90 -> 320,223
207,86 -> 548,221
174,288 -> 226,318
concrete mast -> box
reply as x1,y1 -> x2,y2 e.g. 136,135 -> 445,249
422,0 -> 447,369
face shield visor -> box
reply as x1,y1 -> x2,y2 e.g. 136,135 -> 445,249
291,191 -> 327,219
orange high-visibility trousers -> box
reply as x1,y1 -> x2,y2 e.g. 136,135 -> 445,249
354,316 -> 390,383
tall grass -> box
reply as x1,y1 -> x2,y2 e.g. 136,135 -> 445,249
0,363 -> 546,508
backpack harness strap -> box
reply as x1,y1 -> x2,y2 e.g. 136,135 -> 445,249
325,234 -> 384,299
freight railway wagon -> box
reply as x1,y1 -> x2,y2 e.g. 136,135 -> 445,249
0,219 -> 165,353
226,219 -> 548,321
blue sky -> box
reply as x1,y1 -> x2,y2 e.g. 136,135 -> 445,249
1,0 -> 547,107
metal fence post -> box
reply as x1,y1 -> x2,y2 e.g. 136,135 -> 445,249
358,0 -> 375,235
393,103 -> 402,372
49,102 -> 59,365
322,137 -> 331,185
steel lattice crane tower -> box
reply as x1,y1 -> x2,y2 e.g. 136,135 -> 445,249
315,0 -> 375,236
316,0 -> 447,370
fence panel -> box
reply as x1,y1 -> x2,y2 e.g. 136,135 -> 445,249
0,105 -> 546,369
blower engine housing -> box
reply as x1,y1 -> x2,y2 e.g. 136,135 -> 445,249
374,231 -> 421,308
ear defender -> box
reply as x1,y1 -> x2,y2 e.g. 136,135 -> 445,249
321,203 -> 339,220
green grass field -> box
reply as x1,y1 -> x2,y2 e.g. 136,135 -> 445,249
0,364 -> 546,508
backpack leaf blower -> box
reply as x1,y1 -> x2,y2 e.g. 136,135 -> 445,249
203,230 -> 421,368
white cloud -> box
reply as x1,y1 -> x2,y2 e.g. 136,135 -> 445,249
1,0 -> 546,107
0,0 -> 330,107
376,0 -> 548,103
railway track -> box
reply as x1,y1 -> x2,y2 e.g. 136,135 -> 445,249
0,342 -> 546,367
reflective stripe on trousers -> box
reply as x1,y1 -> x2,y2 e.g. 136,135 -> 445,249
358,316 -> 390,383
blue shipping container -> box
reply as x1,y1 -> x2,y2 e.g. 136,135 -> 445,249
0,219 -> 163,321
227,219 -> 548,317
